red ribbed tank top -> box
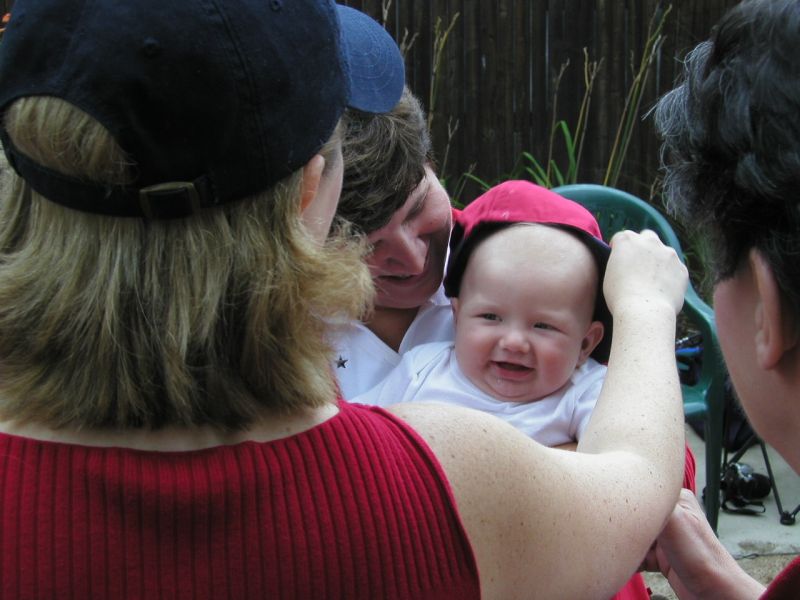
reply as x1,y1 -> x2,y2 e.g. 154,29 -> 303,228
0,399 -> 479,599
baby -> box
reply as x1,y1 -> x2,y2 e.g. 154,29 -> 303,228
354,180 -> 612,448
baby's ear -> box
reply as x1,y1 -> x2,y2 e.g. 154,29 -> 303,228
450,298 -> 460,325
578,321 -> 605,365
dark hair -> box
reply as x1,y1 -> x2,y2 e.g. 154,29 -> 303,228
654,0 -> 800,314
337,86 -> 433,234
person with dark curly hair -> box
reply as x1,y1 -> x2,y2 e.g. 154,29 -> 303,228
643,1 -> 800,597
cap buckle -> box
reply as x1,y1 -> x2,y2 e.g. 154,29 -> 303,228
138,182 -> 201,218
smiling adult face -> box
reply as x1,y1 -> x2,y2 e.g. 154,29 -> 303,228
365,165 -> 452,310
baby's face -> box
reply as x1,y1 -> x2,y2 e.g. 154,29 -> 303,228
451,225 -> 603,403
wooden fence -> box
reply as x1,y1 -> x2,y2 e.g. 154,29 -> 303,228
0,0 -> 739,203
344,0 -> 740,203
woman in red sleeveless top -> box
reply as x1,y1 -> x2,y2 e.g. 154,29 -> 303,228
0,1 -> 689,598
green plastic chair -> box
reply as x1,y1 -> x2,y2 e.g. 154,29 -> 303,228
554,183 -> 726,532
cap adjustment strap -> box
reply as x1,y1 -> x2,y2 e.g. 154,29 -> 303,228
1,131 -> 216,219
139,182 -> 201,219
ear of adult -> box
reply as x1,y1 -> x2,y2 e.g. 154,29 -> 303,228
299,153 -> 343,242
751,249 -> 800,370
299,154 -> 325,214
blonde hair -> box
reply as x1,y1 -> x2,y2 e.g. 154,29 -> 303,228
0,96 -> 373,429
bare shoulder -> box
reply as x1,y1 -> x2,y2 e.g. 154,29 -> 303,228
385,402 -> 660,599
386,402 -> 581,597
386,402 -> 550,522
387,402 -> 542,468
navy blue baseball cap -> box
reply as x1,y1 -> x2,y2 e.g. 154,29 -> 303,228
0,0 -> 404,219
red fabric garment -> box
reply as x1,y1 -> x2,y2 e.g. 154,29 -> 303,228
0,400 -> 479,600
613,574 -> 651,600
762,555 -> 800,599
682,442 -> 698,493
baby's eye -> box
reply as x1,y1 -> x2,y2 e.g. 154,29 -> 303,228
533,322 -> 555,330
480,313 -> 500,322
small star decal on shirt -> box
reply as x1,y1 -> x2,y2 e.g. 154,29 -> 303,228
336,355 -> 348,369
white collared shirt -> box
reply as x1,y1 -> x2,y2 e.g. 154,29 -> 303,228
330,285 -> 455,399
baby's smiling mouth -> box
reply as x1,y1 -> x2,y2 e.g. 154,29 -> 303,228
494,361 -> 531,372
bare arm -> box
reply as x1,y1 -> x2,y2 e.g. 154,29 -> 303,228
390,230 -> 688,599
641,489 -> 766,600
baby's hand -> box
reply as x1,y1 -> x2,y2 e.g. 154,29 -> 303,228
603,230 -> 688,316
